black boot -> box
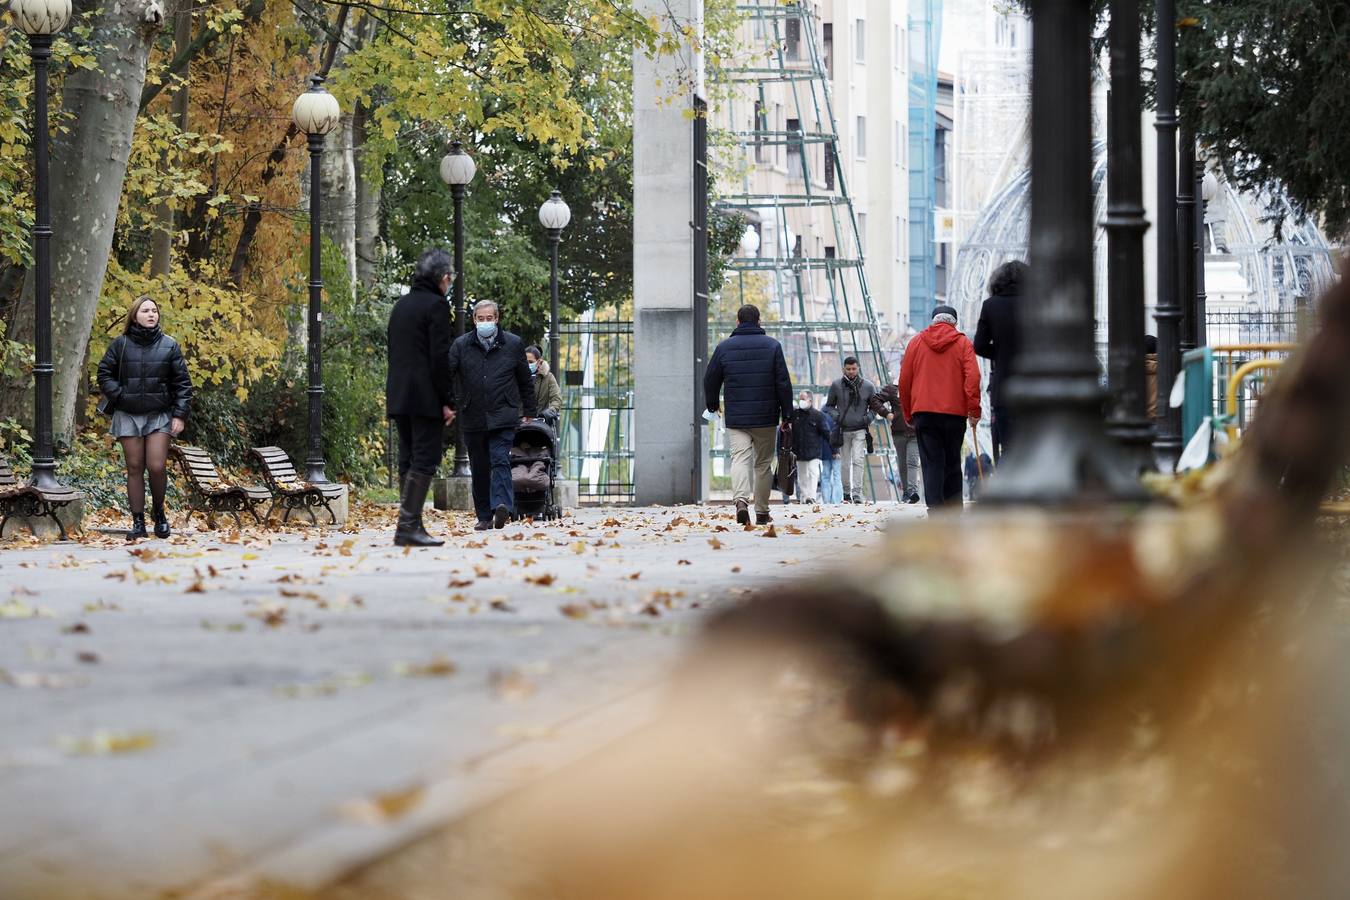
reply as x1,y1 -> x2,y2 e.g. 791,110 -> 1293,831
126,513 -> 148,541
394,472 -> 444,547
152,505 -> 170,539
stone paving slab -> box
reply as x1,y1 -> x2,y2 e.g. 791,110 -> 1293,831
0,503 -> 917,899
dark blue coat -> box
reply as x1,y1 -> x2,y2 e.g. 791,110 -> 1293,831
703,324 -> 793,429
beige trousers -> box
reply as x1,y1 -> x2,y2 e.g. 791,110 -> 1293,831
728,426 -> 777,514
796,457 -> 822,503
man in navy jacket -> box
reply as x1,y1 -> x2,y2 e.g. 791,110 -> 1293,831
703,304 -> 794,525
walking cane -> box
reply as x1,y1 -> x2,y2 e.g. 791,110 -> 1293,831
971,422 -> 985,481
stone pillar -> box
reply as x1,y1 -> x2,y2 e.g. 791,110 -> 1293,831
633,0 -> 702,506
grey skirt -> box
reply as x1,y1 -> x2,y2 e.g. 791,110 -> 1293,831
109,409 -> 173,438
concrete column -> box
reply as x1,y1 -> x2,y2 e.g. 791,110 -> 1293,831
633,0 -> 703,505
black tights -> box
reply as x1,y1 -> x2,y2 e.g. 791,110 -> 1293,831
120,433 -> 170,515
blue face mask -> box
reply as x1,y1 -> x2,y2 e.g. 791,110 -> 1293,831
475,321 -> 497,340
528,362 -> 538,375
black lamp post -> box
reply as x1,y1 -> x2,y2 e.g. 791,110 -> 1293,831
292,75 -> 340,484
1152,0 -> 1184,468
14,0 -> 72,490
1103,0 -> 1155,469
538,191 -> 571,375
1195,159 -> 1210,348
439,141 -> 476,477
982,0 -> 1146,505
1177,130 -> 1197,352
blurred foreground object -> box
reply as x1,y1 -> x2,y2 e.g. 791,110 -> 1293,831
320,279 -> 1350,900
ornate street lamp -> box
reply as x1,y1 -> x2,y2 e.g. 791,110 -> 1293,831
439,141 -> 476,477
982,0 -> 1146,505
12,0 -> 73,491
1103,0 -> 1155,470
292,75 -> 340,484
538,190 -> 571,375
1152,0 -> 1183,468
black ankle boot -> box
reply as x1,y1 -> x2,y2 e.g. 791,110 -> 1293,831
152,506 -> 170,539
394,472 -> 444,547
127,513 -> 148,541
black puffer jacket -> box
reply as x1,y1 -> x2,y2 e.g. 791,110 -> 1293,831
703,323 -> 793,429
447,328 -> 536,432
96,327 -> 192,419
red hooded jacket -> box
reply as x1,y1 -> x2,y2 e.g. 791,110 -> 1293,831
898,322 -> 982,423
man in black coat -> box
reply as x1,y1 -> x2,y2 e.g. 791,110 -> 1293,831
703,304 -> 793,526
386,248 -> 455,547
973,259 -> 1028,462
448,299 -> 536,530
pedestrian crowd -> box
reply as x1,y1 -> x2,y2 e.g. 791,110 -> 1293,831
704,261 -> 1039,519
92,248 -> 1042,544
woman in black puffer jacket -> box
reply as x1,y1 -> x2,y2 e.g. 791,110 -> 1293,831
96,295 -> 193,540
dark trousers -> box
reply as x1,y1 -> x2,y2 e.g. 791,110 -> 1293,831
991,404 -> 1014,463
392,414 -> 445,482
464,427 -> 515,521
913,412 -> 966,509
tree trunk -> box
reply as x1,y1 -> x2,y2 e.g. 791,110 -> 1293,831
151,0 -> 193,278
352,100 -> 382,290
317,8 -> 360,294
351,13 -> 381,290
1,0 -> 164,440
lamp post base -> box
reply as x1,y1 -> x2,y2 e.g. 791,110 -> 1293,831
983,411 -> 1152,506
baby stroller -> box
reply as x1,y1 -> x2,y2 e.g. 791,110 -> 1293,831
510,418 -> 561,522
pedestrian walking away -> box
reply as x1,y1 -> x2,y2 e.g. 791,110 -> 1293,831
899,305 -> 982,511
817,407 -> 843,504
973,260 -> 1027,462
1144,334 -> 1159,420
790,390 -> 831,504
448,299 -> 537,530
386,248 -> 457,547
524,345 -> 563,423
703,304 -> 794,526
97,295 -> 193,541
823,357 -> 879,503
869,381 -> 921,504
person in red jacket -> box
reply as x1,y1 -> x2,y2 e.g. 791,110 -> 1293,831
898,305 -> 982,509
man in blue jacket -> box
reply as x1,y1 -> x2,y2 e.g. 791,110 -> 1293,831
704,304 -> 794,525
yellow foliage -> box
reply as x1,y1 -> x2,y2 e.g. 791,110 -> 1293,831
91,259 -> 283,402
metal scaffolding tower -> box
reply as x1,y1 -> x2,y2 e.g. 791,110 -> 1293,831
711,0 -> 897,499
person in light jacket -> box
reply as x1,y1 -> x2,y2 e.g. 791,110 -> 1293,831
524,346 -> 563,420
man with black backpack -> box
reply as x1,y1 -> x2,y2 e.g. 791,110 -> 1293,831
823,357 -> 879,504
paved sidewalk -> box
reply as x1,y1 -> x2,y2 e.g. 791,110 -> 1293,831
0,503 -> 918,899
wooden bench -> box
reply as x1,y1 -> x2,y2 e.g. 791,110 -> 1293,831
169,444 -> 271,529
248,446 -> 344,525
0,456 -> 82,541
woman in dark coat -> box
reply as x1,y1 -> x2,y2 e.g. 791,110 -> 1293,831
96,295 -> 193,540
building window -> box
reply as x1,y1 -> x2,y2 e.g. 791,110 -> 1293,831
856,116 -> 867,159
857,213 -> 867,253
855,18 -> 865,62
822,23 -> 833,78
824,141 -> 836,189
894,25 -> 901,68
786,117 -> 803,178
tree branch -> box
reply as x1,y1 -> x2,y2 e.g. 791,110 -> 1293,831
138,0 -> 266,113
